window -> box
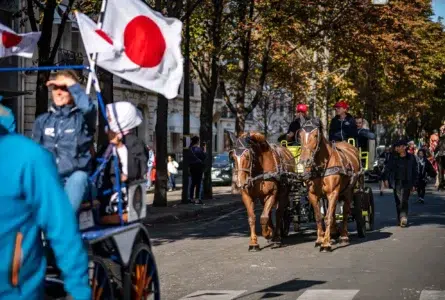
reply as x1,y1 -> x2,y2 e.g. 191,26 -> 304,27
216,85 -> 223,99
221,106 -> 229,118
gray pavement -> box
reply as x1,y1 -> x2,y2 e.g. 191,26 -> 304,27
146,183 -> 445,300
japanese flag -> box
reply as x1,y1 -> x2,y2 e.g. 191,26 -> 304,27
74,11 -> 120,54
0,23 -> 41,58
96,0 -> 184,99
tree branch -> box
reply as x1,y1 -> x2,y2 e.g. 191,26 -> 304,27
180,0 -> 204,22
32,0 -> 45,10
246,36 -> 272,114
26,0 -> 38,32
49,1 -> 75,62
220,81 -> 236,114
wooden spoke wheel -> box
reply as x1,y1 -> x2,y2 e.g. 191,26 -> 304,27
88,255 -> 116,300
128,243 -> 160,300
281,206 -> 291,238
353,193 -> 366,238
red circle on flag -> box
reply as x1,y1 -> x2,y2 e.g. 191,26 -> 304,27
2,31 -> 22,48
124,16 -> 166,68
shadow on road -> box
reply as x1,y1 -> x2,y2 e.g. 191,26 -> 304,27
235,278 -> 326,299
330,230 -> 393,252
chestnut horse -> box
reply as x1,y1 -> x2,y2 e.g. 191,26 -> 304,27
298,118 -> 362,252
227,132 -> 296,251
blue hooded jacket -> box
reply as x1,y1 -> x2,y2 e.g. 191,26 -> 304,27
0,96 -> 16,133
32,83 -> 96,178
0,127 -> 90,299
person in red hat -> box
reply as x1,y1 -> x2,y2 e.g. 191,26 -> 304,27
328,100 -> 358,143
286,103 -> 309,144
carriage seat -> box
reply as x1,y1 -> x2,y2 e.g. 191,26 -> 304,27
98,180 -> 147,226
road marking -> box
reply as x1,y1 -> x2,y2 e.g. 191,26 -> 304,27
297,289 -> 359,300
179,290 -> 247,300
420,290 -> 445,300
203,207 -> 245,226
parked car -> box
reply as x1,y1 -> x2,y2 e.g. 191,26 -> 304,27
211,152 -> 233,185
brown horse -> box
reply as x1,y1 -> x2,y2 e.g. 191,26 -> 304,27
298,118 -> 362,252
226,132 -> 296,251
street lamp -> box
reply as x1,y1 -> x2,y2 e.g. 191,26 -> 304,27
372,0 -> 389,4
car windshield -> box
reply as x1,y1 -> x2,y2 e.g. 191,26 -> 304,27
213,154 -> 229,164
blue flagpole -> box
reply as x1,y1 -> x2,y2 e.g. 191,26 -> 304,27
0,65 -> 87,72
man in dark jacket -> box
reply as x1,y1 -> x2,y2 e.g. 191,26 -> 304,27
286,103 -> 309,144
329,100 -> 358,143
32,70 -> 96,212
383,140 -> 419,227
189,136 -> 206,204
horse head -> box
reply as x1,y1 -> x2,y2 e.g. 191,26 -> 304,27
299,117 -> 322,168
229,132 -> 267,189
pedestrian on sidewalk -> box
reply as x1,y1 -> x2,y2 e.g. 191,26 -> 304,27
416,148 -> 436,204
167,155 -> 179,191
188,136 -> 206,204
383,139 -> 419,227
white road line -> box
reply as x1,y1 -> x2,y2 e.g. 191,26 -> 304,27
420,290 -> 445,300
178,290 -> 247,300
203,207 -> 245,225
297,289 -> 359,300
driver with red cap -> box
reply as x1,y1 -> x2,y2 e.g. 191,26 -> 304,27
328,100 -> 358,143
286,103 -> 309,144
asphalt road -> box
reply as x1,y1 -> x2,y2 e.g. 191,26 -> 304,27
147,183 -> 445,300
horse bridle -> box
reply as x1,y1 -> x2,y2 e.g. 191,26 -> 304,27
300,121 -> 321,169
229,135 -> 256,190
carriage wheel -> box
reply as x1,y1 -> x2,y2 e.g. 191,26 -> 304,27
128,243 -> 160,300
364,187 -> 375,231
88,255 -> 116,300
353,194 -> 366,238
281,206 -> 291,237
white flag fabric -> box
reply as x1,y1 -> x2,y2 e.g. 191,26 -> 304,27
74,11 -> 119,54
0,23 -> 40,58
96,0 -> 184,99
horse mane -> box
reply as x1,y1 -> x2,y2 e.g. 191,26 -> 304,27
302,117 -> 324,132
240,132 -> 267,143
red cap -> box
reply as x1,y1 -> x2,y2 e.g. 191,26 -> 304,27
296,103 -> 308,113
334,101 -> 349,109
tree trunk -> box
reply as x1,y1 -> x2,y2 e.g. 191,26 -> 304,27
153,96 -> 168,207
235,103 -> 246,136
320,42 -> 330,136
308,50 -> 318,118
199,91 -> 214,199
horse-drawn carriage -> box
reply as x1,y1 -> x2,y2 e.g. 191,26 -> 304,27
226,117 -> 375,252
280,136 -> 374,239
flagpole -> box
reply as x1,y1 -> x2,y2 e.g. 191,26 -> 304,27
85,0 -> 107,95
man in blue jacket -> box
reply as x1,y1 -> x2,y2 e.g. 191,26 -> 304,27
32,70 -> 96,211
328,100 -> 358,143
0,124 -> 90,299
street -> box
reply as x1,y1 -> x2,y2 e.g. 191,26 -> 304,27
147,184 -> 445,300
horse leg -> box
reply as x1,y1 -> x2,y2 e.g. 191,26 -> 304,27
340,189 -> 352,244
308,187 -> 324,247
260,193 -> 275,240
321,190 -> 339,252
241,192 -> 259,252
271,191 -> 286,247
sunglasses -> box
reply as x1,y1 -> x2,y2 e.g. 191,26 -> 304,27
51,85 -> 68,92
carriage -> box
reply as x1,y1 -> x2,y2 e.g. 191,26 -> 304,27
6,65 -> 164,300
280,136 -> 375,239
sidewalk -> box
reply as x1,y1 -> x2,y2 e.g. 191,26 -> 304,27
144,185 -> 242,224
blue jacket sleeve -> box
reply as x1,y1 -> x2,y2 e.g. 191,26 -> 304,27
31,115 -> 43,144
68,83 -> 97,135
24,149 -> 90,300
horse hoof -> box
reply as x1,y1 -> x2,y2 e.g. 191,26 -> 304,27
248,245 -> 260,252
320,245 -> 332,252
314,242 -> 322,248
339,237 -> 349,244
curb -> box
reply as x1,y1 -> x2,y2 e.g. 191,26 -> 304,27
144,199 -> 242,224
